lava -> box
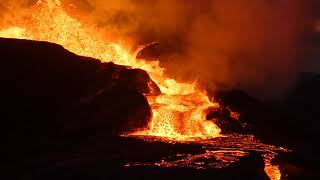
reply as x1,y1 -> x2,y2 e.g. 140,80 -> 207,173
0,1 -> 289,179
0,0 -> 221,139
125,134 -> 286,180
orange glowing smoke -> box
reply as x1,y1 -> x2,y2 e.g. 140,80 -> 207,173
316,21 -> 320,32
0,0 -> 221,140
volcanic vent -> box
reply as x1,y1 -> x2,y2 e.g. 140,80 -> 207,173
0,1 -> 296,180
0,0 -> 223,139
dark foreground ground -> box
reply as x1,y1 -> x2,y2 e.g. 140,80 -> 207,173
1,38 -> 319,179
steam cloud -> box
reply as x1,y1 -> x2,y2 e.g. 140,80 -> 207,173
1,0 -> 318,99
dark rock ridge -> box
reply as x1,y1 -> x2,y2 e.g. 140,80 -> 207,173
135,38 -> 320,179
0,37 -> 158,135
0,37 -> 270,180
1,37 -> 319,179
0,37 -> 158,178
210,76 -> 320,179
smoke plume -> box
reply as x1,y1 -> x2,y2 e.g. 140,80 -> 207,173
1,0 -> 317,99
88,0 -> 317,99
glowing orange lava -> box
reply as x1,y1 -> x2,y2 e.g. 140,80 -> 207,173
0,0 -> 221,140
264,154 -> 282,180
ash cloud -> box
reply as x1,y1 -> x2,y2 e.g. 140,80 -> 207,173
77,0 -> 317,99
1,0 -> 317,99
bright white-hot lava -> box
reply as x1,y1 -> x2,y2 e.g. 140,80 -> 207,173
0,2 -> 289,179
0,0 -> 221,140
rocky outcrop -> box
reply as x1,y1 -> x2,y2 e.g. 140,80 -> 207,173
0,38 -> 157,178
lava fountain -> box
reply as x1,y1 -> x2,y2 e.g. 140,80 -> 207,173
0,0 -> 221,140
0,1 -> 290,179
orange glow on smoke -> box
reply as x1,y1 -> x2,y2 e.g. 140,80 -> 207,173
315,21 -> 320,32
0,0 -> 221,140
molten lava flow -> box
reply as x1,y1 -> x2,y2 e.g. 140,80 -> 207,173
0,0 -> 221,140
263,154 -> 282,180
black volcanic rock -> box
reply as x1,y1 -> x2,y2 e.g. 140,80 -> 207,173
0,37 -> 155,134
278,73 -> 320,179
2,37 -> 315,179
206,106 -> 245,134
224,152 -> 269,180
114,67 -> 161,95
113,153 -> 269,180
210,89 -> 291,145
78,84 -> 151,134
282,72 -> 320,139
210,73 -> 320,179
213,73 -> 320,149
0,38 -> 156,178
136,42 -> 162,61
274,151 -> 313,179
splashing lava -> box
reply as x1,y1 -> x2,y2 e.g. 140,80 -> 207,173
0,1 -> 288,179
0,0 -> 221,140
